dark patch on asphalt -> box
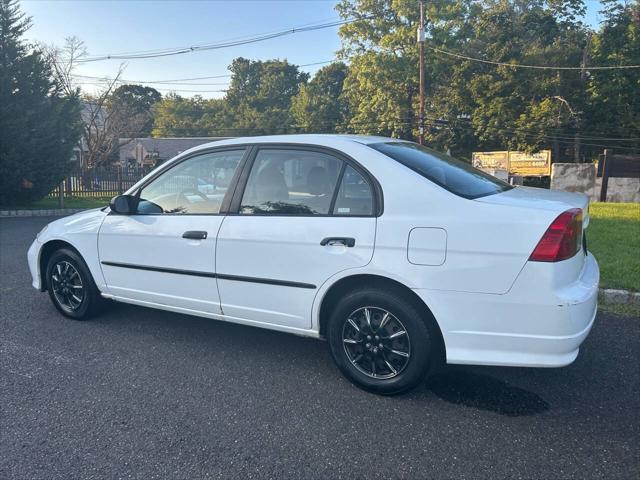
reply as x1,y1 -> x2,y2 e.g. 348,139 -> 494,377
428,370 -> 550,416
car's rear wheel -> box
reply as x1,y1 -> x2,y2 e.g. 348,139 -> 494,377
327,287 -> 434,395
45,248 -> 106,320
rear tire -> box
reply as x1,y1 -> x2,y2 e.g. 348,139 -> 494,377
45,248 -> 106,320
327,287 -> 434,395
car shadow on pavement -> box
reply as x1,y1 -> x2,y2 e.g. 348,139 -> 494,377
425,369 -> 550,417
94,302 -> 551,415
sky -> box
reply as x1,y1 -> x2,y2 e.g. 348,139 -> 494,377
20,0 -> 607,99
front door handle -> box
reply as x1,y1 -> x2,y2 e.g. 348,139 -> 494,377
182,230 -> 208,240
320,237 -> 356,247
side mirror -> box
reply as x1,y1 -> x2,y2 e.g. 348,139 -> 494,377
109,194 -> 138,215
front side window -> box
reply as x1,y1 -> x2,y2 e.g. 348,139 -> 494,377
370,142 -> 512,199
240,149 -> 342,215
137,149 -> 244,214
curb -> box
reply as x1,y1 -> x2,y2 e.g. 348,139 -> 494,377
0,208 -> 87,217
599,288 -> 640,307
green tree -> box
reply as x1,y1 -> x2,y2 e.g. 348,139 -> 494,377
337,0 -> 478,143
459,1 -> 588,160
585,0 -> 640,154
337,0 -> 421,139
110,84 -> 162,136
0,0 -> 82,205
152,58 -> 309,137
225,57 -> 308,135
152,94 -> 227,137
336,0 -> 610,160
291,62 -> 350,133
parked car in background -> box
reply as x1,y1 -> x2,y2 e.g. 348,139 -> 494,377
28,135 -> 599,394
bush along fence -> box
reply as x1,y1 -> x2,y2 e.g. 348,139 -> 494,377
49,165 -> 153,207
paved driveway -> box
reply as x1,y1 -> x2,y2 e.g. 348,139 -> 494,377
1,217 -> 639,479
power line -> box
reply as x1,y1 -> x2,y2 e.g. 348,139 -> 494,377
87,16 -> 344,59
423,114 -> 639,143
70,60 -> 335,85
77,80 -> 230,87
71,72 -> 231,82
133,115 -> 638,152
93,102 -> 637,145
425,44 -> 640,70
427,117 -> 639,152
75,18 -> 367,63
75,82 -> 227,93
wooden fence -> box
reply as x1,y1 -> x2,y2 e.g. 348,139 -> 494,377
48,166 -> 152,199
597,150 -> 640,202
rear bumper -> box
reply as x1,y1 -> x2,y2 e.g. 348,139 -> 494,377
415,252 -> 599,368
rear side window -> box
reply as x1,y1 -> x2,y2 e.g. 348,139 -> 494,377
241,149 -> 342,215
333,165 -> 373,216
370,142 -> 512,199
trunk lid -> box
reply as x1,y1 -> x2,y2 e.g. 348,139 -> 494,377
475,186 -> 591,289
475,186 -> 590,228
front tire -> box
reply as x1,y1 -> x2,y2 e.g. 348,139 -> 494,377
45,248 -> 106,320
327,287 -> 434,395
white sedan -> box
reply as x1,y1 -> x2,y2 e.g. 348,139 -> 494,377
28,135 -> 599,394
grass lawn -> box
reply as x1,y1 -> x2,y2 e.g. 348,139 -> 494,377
2,196 -> 111,210
588,202 -> 640,292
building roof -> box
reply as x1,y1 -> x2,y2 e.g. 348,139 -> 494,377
119,137 -> 229,163
120,134 -> 405,164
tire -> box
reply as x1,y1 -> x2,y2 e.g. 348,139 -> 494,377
45,248 -> 106,320
327,287 -> 434,395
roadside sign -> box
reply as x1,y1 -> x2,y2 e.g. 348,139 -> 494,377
508,150 -> 552,176
472,151 -> 509,171
472,150 -> 552,176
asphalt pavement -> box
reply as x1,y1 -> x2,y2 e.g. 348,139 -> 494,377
1,216 -> 639,479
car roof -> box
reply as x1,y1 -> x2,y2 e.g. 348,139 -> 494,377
183,134 -> 403,154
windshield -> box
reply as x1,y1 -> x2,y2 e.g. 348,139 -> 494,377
369,142 -> 513,199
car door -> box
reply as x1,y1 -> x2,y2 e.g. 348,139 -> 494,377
215,146 -> 378,330
98,148 -> 247,314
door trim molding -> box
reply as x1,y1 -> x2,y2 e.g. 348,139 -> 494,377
101,261 -> 217,278
216,273 -> 315,289
100,261 -> 316,289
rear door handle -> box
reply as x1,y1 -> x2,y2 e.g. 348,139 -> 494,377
182,230 -> 208,240
320,237 -> 355,247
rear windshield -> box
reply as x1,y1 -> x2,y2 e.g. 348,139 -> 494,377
369,142 -> 513,199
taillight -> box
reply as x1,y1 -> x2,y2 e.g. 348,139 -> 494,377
529,208 -> 583,262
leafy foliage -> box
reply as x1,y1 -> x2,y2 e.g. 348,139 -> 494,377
110,84 -> 162,136
0,0 -> 82,205
148,1 -> 637,161
291,62 -> 350,133
586,1 -> 640,151
152,94 -> 226,137
224,57 -> 308,135
153,58 -> 308,137
336,0 -> 638,160
26,0 -> 635,174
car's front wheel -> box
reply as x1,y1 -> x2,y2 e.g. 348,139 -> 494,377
327,287 -> 435,395
45,248 -> 106,320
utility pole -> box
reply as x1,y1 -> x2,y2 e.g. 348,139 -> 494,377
417,0 -> 425,145
575,32 -> 591,163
